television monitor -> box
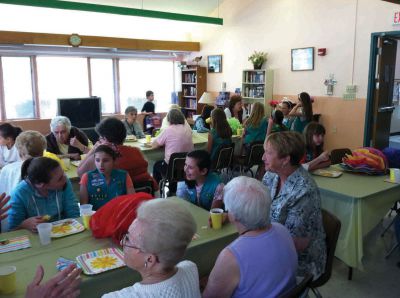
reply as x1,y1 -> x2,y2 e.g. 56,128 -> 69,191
57,97 -> 101,129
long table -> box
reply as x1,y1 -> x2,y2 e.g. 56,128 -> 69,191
0,197 -> 237,297
312,167 -> 400,271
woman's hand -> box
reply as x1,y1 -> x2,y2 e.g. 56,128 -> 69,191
26,264 -> 81,298
20,216 -> 44,233
69,137 -> 84,151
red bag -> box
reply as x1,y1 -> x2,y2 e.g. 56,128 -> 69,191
90,192 -> 154,244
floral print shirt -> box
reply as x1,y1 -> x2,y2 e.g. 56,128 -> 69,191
262,166 -> 327,279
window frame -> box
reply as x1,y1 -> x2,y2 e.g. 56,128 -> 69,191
0,48 -> 179,121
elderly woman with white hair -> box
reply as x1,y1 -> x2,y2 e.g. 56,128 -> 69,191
46,116 -> 90,160
103,198 -> 201,298
203,176 -> 297,298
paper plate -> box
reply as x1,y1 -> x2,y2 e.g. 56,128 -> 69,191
76,248 -> 125,275
51,219 -> 85,238
312,169 -> 343,178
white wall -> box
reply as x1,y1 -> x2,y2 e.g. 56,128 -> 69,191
189,0 -> 400,99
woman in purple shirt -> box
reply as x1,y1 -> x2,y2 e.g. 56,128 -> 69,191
203,176 -> 297,298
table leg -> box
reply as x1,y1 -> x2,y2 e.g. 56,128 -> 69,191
348,266 -> 353,280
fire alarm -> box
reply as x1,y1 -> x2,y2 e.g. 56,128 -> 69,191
318,48 -> 327,56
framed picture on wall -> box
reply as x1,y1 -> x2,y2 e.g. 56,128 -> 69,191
291,47 -> 314,71
208,55 -> 222,73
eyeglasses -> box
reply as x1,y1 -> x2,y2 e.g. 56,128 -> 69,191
120,233 -> 143,251
120,232 -> 161,263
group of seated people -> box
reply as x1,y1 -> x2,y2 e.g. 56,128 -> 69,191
0,91 -> 337,297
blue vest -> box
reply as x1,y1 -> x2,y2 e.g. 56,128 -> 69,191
186,172 -> 221,210
87,169 -> 127,210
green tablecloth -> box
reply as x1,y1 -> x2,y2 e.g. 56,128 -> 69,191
0,198 -> 237,297
312,167 -> 400,270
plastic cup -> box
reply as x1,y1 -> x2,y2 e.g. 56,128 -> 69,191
37,223 -> 52,246
389,168 -> 396,182
61,158 -> 71,170
210,208 -> 224,230
237,128 -> 243,136
80,204 -> 93,216
82,211 -> 94,230
145,134 -> 152,143
0,266 -> 16,294
394,169 -> 400,183
80,154 -> 87,160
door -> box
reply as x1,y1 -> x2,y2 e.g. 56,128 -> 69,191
371,36 -> 397,149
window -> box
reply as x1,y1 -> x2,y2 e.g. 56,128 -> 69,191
36,57 -> 89,119
90,59 -> 115,114
119,59 -> 174,113
2,57 -> 34,119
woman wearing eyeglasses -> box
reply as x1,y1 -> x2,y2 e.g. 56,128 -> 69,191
103,199 -> 201,298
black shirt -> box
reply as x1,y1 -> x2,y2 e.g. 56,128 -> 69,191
141,101 -> 155,113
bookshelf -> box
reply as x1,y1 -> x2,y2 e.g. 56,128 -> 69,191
180,66 -> 207,119
242,69 -> 274,114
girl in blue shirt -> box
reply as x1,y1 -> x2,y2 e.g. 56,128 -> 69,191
8,157 -> 80,232
208,108 -> 232,160
80,145 -> 135,210
193,105 -> 213,133
177,150 -> 223,210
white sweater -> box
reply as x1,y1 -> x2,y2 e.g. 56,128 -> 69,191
0,145 -> 20,168
102,261 -> 201,298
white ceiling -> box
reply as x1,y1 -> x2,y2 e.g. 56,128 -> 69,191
62,0 -> 222,17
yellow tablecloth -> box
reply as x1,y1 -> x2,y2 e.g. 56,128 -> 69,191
0,198 -> 237,297
312,166 -> 400,270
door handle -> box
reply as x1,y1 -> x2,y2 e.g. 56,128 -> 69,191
378,106 -> 395,112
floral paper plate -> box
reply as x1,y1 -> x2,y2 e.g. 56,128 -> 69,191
51,219 -> 85,238
76,248 -> 125,275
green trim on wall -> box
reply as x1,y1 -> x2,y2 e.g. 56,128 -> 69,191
0,0 -> 223,25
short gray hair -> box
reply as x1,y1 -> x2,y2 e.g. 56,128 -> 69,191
124,106 -> 137,115
223,176 -> 271,230
15,130 -> 46,159
50,116 -> 71,132
136,199 -> 196,269
167,109 -> 185,125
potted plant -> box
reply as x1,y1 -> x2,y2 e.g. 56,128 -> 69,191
248,51 -> 268,69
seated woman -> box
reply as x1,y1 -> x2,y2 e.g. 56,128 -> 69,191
262,131 -> 327,279
0,131 -> 47,232
0,123 -> 22,168
152,109 -> 193,192
266,110 -> 288,136
208,108 -> 232,160
243,102 -> 268,148
303,122 -> 331,171
288,92 -> 313,133
224,95 -> 243,124
103,199 -> 201,297
77,117 -> 157,190
46,116 -> 90,160
8,157 -> 80,232
193,105 -> 214,133
80,145 -> 135,210
123,106 -> 145,139
203,177 -> 297,298
176,150 -> 223,211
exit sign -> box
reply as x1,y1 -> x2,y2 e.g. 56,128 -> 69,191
394,11 -> 400,25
